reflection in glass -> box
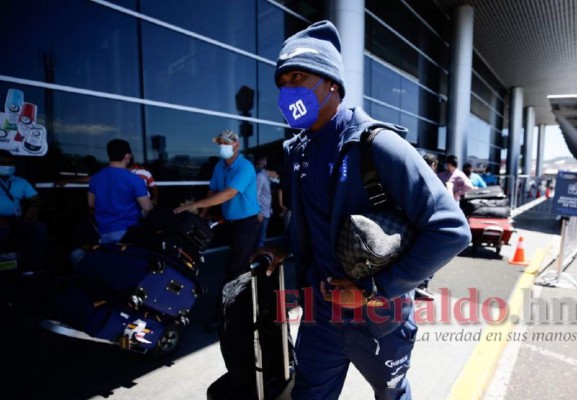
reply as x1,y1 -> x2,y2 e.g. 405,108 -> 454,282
0,0 -> 140,97
144,106 -> 286,181
366,101 -> 401,126
467,113 -> 491,162
141,0 -> 257,54
400,114 -> 418,144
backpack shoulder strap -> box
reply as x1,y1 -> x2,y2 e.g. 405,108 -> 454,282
360,128 -> 389,209
0,179 -> 15,203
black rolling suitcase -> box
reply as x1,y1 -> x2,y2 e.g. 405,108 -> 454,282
461,186 -> 510,218
207,255 -> 294,400
122,208 -> 214,269
462,185 -> 506,200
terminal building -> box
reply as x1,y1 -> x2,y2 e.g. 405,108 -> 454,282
0,0 -> 575,254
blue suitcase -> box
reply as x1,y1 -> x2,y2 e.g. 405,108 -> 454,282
86,305 -> 165,350
55,280 -> 165,350
75,244 -> 201,319
133,256 -> 201,319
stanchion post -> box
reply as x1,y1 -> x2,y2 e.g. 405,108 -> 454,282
556,217 -> 568,279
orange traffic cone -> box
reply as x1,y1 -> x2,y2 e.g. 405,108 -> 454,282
509,236 -> 529,266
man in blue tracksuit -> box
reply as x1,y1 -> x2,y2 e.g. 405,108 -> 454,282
255,21 -> 471,399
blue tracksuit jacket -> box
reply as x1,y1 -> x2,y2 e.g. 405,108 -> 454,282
283,106 -> 471,334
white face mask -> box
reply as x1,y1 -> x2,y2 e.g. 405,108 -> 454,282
219,144 -> 234,160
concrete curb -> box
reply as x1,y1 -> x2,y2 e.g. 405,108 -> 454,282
446,245 -> 550,400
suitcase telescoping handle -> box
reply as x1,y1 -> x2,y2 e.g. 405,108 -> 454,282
250,255 -> 290,400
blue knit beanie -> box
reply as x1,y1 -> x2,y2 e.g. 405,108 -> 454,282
275,20 -> 346,99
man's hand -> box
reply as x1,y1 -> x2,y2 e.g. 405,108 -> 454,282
257,212 -> 264,224
321,277 -> 385,309
250,245 -> 288,276
174,201 -> 199,214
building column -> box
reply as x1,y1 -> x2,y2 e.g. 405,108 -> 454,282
522,106 -> 535,178
507,87 -> 524,205
330,0 -> 365,108
446,4 -> 474,164
536,124 -> 546,178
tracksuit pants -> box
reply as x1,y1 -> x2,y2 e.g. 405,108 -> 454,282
291,311 -> 417,400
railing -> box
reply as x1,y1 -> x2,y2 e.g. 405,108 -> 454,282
493,174 -> 552,210
35,181 -> 211,189
535,216 -> 577,289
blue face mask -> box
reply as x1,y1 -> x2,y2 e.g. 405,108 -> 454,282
278,79 -> 333,129
0,166 -> 15,176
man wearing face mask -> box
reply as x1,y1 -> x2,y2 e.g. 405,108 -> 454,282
0,150 -> 47,272
251,21 -> 471,399
88,139 -> 153,244
174,130 -> 259,284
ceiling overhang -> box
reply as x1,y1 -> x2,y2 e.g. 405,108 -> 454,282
435,0 -> 577,158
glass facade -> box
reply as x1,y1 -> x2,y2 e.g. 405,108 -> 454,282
467,53 -> 507,173
0,0 -> 318,184
364,0 -> 506,168
0,0 -> 505,182
0,0 -> 508,255
364,0 -> 450,151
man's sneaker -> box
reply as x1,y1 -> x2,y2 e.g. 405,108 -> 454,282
414,287 -> 435,301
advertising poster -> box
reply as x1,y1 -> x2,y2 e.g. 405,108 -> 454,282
0,88 -> 48,156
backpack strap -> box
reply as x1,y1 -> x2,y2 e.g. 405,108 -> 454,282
360,128 -> 390,210
0,179 -> 15,203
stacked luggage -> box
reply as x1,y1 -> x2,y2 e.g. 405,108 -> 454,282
45,208 -> 214,357
461,186 -> 515,254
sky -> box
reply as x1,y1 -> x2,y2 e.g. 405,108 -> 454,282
533,125 -> 575,161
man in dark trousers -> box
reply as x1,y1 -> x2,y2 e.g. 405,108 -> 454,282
174,130 -> 259,283
254,21 -> 471,399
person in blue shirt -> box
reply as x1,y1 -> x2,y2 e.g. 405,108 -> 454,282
88,139 -> 153,244
464,162 -> 488,188
480,167 -> 499,186
0,150 -> 47,272
174,130 -> 259,283
252,21 -> 471,399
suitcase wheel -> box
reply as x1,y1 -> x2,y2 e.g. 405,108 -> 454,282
495,244 -> 502,255
149,323 -> 182,358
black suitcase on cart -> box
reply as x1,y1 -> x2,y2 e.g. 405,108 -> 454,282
460,186 -> 511,218
462,186 -> 506,200
122,208 -> 215,269
207,256 -> 294,400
